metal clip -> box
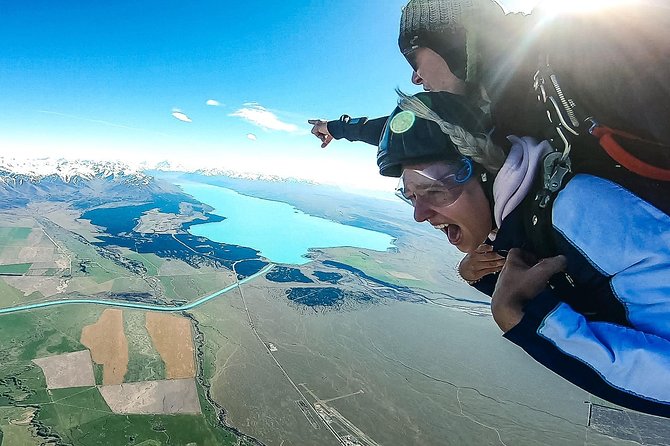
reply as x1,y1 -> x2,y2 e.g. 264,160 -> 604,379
533,70 -> 548,104
538,152 -> 572,208
586,116 -> 599,135
555,126 -> 572,160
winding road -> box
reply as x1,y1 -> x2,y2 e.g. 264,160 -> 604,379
0,264 -> 274,316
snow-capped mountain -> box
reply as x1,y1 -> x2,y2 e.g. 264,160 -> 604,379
147,160 -> 316,184
0,158 -> 173,208
0,157 -> 151,185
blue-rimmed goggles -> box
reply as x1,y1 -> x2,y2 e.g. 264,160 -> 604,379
395,158 -> 473,207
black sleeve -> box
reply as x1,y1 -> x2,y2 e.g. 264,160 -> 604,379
327,116 -> 389,147
472,272 -> 497,297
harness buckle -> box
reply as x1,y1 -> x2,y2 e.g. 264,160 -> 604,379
538,151 -> 572,208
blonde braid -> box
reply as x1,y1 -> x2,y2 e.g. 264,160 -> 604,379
395,90 -> 505,173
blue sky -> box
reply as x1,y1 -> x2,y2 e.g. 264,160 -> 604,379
0,0 -> 536,191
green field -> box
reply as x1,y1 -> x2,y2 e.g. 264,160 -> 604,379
0,227 -> 34,257
0,263 -> 32,275
123,310 -> 166,383
0,227 -> 32,242
158,273 -> 229,301
0,278 -> 43,308
124,252 -> 164,277
33,385 -> 243,445
334,250 -> 424,288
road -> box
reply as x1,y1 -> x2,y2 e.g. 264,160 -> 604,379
0,264 -> 274,315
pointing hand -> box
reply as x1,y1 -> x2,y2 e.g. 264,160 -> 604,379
308,119 -> 333,148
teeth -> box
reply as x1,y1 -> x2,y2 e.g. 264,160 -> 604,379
433,224 -> 448,230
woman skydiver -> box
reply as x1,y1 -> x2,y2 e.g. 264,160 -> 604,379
377,90 -> 670,418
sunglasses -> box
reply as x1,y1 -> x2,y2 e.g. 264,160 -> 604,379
404,48 -> 419,71
395,158 -> 473,207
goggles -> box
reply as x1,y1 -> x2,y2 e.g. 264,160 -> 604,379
404,48 -> 420,71
395,158 -> 473,207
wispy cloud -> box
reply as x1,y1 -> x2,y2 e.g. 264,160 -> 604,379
206,99 -> 221,106
37,110 -> 170,137
230,103 -> 298,132
246,133 -> 257,141
171,110 -> 192,123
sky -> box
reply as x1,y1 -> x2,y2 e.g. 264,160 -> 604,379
0,0 -> 537,192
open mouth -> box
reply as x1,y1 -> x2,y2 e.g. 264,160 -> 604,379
433,223 -> 462,245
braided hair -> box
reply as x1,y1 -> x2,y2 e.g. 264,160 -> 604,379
395,89 -> 506,173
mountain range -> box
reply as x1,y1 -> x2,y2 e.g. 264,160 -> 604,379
0,157 -> 313,208
0,158 -> 167,208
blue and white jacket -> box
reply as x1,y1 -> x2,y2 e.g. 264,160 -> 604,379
480,173 -> 670,417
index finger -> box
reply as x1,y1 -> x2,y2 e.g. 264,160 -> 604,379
505,248 -> 536,268
475,244 -> 494,254
307,119 -> 321,125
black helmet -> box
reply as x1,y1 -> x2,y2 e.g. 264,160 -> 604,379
377,91 -> 488,177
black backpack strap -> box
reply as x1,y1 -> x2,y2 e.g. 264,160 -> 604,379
523,153 -> 574,259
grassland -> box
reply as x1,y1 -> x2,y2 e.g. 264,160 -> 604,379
0,278 -> 44,308
0,226 -> 32,241
0,207 -> 239,309
124,310 -> 166,383
0,406 -> 40,446
122,250 -> 164,277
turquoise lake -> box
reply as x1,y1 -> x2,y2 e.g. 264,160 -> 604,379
179,182 -> 395,265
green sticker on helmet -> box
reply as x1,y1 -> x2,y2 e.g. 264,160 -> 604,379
390,110 -> 415,134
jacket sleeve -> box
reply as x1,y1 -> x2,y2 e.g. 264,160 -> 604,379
503,174 -> 670,418
472,272 -> 496,296
504,291 -> 670,417
326,116 -> 388,147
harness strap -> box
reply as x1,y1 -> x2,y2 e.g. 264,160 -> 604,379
590,125 -> 670,182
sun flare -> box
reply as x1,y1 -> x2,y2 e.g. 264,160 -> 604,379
537,0 -> 638,15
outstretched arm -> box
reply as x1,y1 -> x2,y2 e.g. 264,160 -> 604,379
308,115 -> 389,147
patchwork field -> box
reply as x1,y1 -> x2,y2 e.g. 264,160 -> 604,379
0,202 -> 258,444
0,302 -> 249,445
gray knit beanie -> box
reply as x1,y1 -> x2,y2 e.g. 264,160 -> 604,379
399,0 -> 476,34
398,0 -> 502,81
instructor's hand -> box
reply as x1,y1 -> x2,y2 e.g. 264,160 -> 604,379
459,244 -> 506,283
308,119 -> 333,148
491,248 -> 567,332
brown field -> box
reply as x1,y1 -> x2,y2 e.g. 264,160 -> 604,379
81,308 -> 129,385
145,312 -> 195,379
